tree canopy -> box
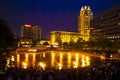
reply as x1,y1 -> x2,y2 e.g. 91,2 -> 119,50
0,19 -> 18,53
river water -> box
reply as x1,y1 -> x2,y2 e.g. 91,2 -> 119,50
10,51 -> 102,70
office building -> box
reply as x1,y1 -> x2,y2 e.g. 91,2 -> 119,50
21,24 -> 42,40
78,6 -> 93,41
21,24 -> 33,39
50,6 -> 92,45
90,5 -> 120,41
50,31 -> 79,45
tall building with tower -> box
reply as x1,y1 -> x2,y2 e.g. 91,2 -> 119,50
50,6 -> 93,45
78,6 -> 93,41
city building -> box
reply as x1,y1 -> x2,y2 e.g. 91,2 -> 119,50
32,26 -> 42,40
50,6 -> 93,45
20,24 -> 42,47
21,24 -> 42,40
50,31 -> 79,45
21,24 -> 33,39
90,5 -> 120,41
78,6 -> 93,41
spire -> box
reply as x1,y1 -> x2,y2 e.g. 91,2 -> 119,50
87,6 -> 91,10
81,6 -> 84,11
84,6 -> 87,9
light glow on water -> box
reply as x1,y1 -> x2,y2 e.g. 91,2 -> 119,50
16,51 -> 91,70
32,53 -> 36,67
38,62 -> 46,70
22,62 -> 27,69
51,52 -> 55,67
25,54 -> 28,66
67,53 -> 71,68
17,54 -> 20,68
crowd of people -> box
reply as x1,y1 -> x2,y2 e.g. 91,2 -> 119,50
0,60 -> 120,80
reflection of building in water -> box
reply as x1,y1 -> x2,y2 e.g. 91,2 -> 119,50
50,6 -> 93,45
17,54 -> 20,68
32,53 -> 36,67
86,56 -> 90,66
73,53 -> 79,68
25,54 -> 28,65
67,53 -> 71,68
81,55 -> 86,67
51,52 -> 55,67
59,53 -> 63,64
16,52 -> 90,69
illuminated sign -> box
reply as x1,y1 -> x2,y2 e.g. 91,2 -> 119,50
24,24 -> 32,27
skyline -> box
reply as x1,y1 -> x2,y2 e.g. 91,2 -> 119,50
0,0 -> 120,39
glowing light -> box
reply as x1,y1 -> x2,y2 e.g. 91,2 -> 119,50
43,53 -> 45,57
81,55 -> 85,67
100,55 -> 105,60
22,62 -> 27,69
32,53 -> 36,67
28,49 -> 37,52
17,54 -> 20,68
6,58 -> 10,68
85,56 -> 90,66
11,55 -> 15,62
67,53 -> 71,68
39,62 -> 46,70
76,53 -> 79,61
86,56 -> 90,61
58,63 -> 62,70
51,53 -> 55,67
24,24 -> 32,27
25,54 -> 28,66
110,55 -> 113,58
73,53 -> 79,68
73,61 -> 78,68
59,53 -> 63,64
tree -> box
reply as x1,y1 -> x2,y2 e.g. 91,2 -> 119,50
69,40 -> 75,49
96,37 -> 112,51
43,42 -> 49,45
63,42 -> 68,49
0,19 -> 19,71
75,38 -> 84,50
0,19 -> 18,53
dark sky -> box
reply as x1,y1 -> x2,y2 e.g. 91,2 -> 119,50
0,0 -> 120,39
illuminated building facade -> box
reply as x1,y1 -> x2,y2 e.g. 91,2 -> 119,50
91,5 -> 120,41
78,6 -> 93,41
21,24 -> 42,40
50,6 -> 93,45
50,31 -> 79,45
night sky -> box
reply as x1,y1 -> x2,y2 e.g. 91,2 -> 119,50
0,0 -> 120,39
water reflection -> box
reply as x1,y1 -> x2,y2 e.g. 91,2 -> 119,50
16,51 -> 91,69
73,53 -> 79,68
67,53 -> 71,68
32,53 -> 36,67
51,52 -> 55,67
17,54 -> 20,68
